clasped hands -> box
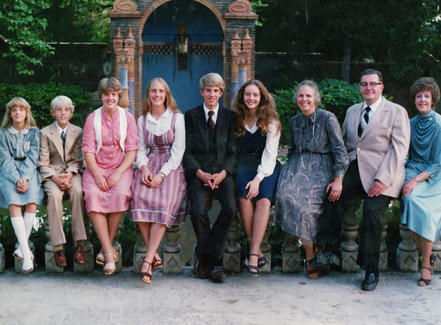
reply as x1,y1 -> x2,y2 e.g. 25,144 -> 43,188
16,178 -> 29,193
140,165 -> 163,188
197,169 -> 227,190
94,170 -> 123,192
327,178 -> 387,201
51,172 -> 74,191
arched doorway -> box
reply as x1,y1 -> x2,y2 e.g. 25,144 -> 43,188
142,0 -> 224,113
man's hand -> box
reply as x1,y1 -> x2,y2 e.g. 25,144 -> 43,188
368,180 -> 387,197
210,170 -> 227,190
196,169 -> 213,188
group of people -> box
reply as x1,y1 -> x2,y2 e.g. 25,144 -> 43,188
1,69 -> 440,291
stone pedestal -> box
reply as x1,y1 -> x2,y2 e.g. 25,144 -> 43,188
44,218 -> 64,273
260,225 -> 271,274
432,232 -> 441,272
74,220 -> 94,273
15,243 -> 36,273
0,220 -> 4,273
282,232 -> 301,273
132,223 -> 147,274
340,198 -> 360,272
164,225 -> 182,274
396,223 -> 418,272
379,212 -> 388,271
223,215 -> 241,274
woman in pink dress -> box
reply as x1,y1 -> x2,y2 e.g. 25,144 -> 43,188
130,78 -> 186,284
82,78 -> 138,275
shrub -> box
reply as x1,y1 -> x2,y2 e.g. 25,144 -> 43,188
0,82 -> 98,128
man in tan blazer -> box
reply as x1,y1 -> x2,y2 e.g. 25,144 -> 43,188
311,69 -> 410,291
38,96 -> 87,268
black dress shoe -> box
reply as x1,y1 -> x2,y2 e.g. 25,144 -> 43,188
361,267 -> 379,291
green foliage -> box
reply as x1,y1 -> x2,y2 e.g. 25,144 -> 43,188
0,82 -> 97,128
275,79 -> 363,143
0,0 -> 55,75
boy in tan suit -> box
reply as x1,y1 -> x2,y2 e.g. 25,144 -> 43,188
38,96 -> 87,267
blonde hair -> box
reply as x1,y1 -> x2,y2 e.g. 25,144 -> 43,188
1,97 -> 37,129
50,95 -> 75,113
98,77 -> 123,100
142,78 -> 179,115
199,73 -> 225,93
232,79 -> 281,137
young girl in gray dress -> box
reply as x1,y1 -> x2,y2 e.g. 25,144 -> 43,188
0,97 -> 44,273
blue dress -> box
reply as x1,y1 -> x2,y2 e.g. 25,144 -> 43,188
0,127 -> 44,208
235,127 -> 281,202
401,109 -> 441,242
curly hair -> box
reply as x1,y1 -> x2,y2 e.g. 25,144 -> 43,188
142,78 -> 179,116
232,79 -> 281,137
409,77 -> 440,108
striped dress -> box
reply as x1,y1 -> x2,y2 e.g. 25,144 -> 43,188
130,113 -> 187,226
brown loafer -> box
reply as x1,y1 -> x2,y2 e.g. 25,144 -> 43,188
210,267 -> 227,283
74,245 -> 85,265
54,249 -> 67,267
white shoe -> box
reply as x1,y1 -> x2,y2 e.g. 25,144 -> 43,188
13,247 -> 23,260
22,253 -> 34,273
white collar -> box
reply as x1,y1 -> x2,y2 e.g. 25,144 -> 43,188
8,126 -> 29,134
55,122 -> 69,135
203,103 -> 219,121
363,96 -> 383,114
147,107 -> 171,123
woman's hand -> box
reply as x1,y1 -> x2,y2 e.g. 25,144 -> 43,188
402,178 -> 418,198
140,165 -> 153,185
107,170 -> 123,189
94,174 -> 110,192
326,177 -> 343,201
146,174 -> 163,188
245,177 -> 261,201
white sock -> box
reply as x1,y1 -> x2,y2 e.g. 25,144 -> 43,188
23,212 -> 36,239
11,217 -> 31,256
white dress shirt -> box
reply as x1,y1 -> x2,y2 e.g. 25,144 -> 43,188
203,103 -> 219,124
135,108 -> 186,176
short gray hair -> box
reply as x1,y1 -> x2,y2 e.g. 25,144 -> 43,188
294,80 -> 321,107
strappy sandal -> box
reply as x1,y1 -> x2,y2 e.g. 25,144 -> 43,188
141,259 -> 153,284
104,253 -> 116,275
258,255 -> 267,269
306,259 -> 319,280
430,254 -> 436,267
153,253 -> 163,270
247,254 -> 259,277
96,251 -> 105,266
418,266 -> 432,287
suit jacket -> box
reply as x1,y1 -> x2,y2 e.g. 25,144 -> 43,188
342,97 -> 410,198
183,105 -> 237,176
38,122 -> 84,181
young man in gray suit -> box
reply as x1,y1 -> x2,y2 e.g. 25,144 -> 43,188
312,69 -> 410,291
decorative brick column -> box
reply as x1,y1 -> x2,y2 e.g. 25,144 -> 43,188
396,223 -> 418,272
340,198 -> 360,272
124,27 -> 136,115
163,225 -> 182,274
230,29 -> 241,104
282,231 -> 301,273
242,29 -> 253,80
113,27 -> 124,79
237,50 -> 249,89
223,214 -> 241,273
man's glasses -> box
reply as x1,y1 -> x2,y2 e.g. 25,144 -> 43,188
360,82 -> 382,88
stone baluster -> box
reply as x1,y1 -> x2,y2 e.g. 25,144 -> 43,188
15,240 -> 36,274
378,212 -> 388,271
260,224 -> 271,273
44,217 -> 64,273
0,219 -> 4,273
74,219 -> 94,273
282,231 -> 301,272
223,214 -> 241,273
340,197 -> 361,272
432,231 -> 441,272
132,223 -> 147,274
164,225 -> 182,274
396,223 -> 418,272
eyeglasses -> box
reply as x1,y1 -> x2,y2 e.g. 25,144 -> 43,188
360,82 -> 382,88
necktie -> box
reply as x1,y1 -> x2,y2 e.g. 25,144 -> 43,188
207,111 -> 215,129
358,106 -> 371,137
61,130 -> 66,143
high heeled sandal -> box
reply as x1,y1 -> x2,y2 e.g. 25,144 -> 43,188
141,260 -> 153,284
306,259 -> 319,280
104,253 -> 116,275
418,266 -> 432,287
258,255 -> 267,269
153,253 -> 163,270
22,253 -> 34,273
430,254 -> 436,267
247,254 -> 259,277
95,251 -> 105,266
